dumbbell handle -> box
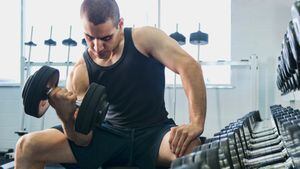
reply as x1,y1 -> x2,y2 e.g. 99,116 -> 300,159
47,87 -> 82,107
259,158 -> 293,169
244,149 -> 287,167
249,137 -> 281,150
75,100 -> 82,107
246,142 -> 283,157
250,133 -> 279,144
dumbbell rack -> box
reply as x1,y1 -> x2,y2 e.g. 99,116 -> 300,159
23,60 -> 75,67
171,105 -> 300,169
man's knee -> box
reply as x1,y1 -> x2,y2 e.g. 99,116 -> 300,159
16,134 -> 39,159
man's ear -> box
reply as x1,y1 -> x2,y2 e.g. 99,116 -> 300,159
118,17 -> 124,29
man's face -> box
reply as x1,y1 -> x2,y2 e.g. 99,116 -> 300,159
82,17 -> 123,59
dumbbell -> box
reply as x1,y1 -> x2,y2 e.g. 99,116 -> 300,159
225,118 -> 277,140
248,129 -> 295,168
292,1 -> 300,52
22,65 -> 109,134
171,163 -> 206,169
240,132 -> 289,168
193,133 -> 242,168
279,54 -> 290,81
217,132 -> 288,169
182,111 -> 293,169
219,123 -> 282,160
287,21 -> 300,73
218,119 -> 290,168
218,125 -> 283,166
282,33 -> 297,75
286,125 -> 300,167
218,118 -> 279,153
253,106 -> 300,168
272,108 -> 300,135
172,146 -> 220,169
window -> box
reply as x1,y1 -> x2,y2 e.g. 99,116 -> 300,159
1,0 -> 231,85
161,0 -> 231,85
0,0 -> 21,84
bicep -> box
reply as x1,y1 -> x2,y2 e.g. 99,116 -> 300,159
66,64 -> 89,100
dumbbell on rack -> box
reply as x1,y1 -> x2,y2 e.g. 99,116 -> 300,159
270,105 -> 300,168
22,65 -> 109,134
216,119 -> 286,168
171,107 -> 299,169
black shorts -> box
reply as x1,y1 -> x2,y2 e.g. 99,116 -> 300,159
52,118 -> 176,169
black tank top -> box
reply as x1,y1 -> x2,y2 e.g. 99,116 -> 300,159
83,28 -> 168,128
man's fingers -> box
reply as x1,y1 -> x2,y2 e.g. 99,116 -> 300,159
179,136 -> 193,157
171,130 -> 182,153
48,87 -> 61,98
169,127 -> 176,150
175,132 -> 187,156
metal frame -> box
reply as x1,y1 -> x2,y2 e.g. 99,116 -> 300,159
19,0 -> 26,132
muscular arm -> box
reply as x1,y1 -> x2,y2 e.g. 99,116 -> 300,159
135,27 -> 207,156
136,27 -> 206,129
62,60 -> 93,146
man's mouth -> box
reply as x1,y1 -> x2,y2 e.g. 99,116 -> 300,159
97,50 -> 112,59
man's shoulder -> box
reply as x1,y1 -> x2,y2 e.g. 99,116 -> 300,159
132,26 -> 156,37
67,57 -> 89,94
131,26 -> 161,54
75,56 -> 86,65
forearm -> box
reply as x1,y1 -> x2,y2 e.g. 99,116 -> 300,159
180,60 -> 207,130
62,118 -> 93,146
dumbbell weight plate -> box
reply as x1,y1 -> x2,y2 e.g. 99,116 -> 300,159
22,65 -> 59,118
287,21 -> 300,68
292,1 -> 300,48
75,82 -> 109,134
206,147 -> 221,169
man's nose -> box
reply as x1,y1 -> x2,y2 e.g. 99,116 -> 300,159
93,39 -> 104,52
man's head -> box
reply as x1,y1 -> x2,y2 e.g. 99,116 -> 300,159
80,0 -> 120,27
80,0 -> 124,59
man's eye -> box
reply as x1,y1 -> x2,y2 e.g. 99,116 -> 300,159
86,36 -> 94,40
103,37 -> 112,41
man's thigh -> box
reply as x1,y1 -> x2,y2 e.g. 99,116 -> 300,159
132,119 -> 177,168
53,123 -> 132,169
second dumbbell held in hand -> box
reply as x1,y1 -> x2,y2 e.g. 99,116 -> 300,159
22,65 -> 109,134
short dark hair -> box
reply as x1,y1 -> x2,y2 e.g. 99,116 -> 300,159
80,0 -> 120,27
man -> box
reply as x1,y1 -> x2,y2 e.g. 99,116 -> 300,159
15,0 -> 207,168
